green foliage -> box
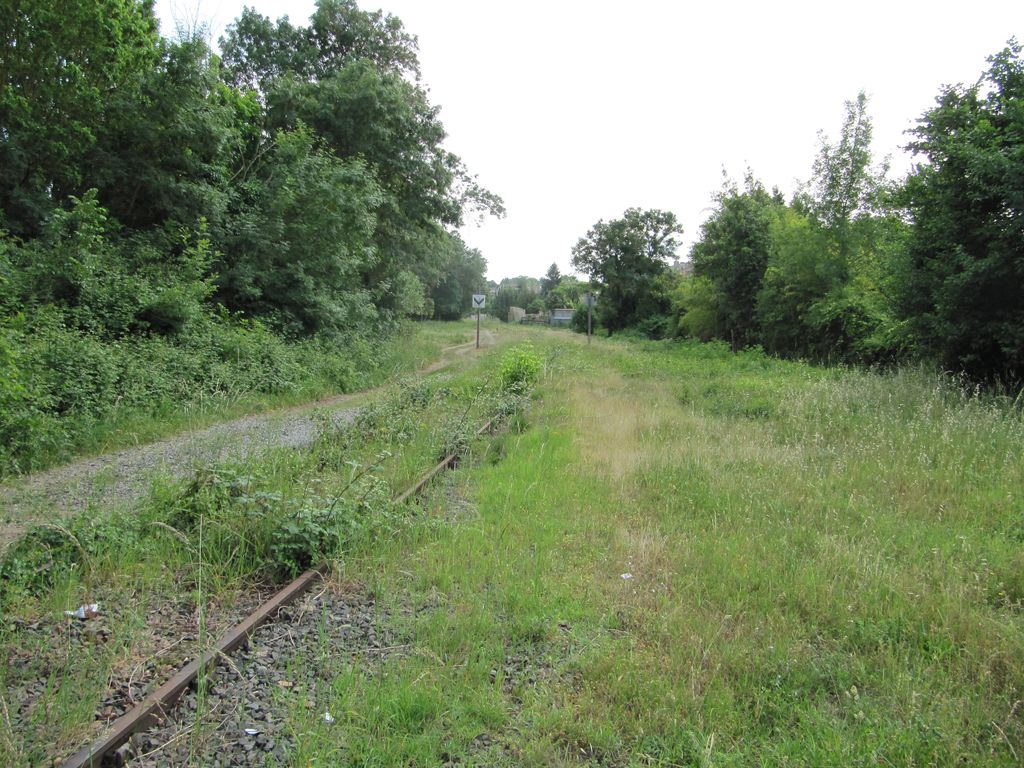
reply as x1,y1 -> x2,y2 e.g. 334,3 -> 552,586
217,125 -> 383,335
222,2 -> 502,320
683,97 -> 908,368
270,473 -> 392,577
898,39 -> 1024,382
810,91 -> 885,241
428,235 -> 486,320
0,511 -> 143,598
540,263 -> 562,296
13,191 -> 142,337
755,206 -> 840,357
0,314 -> 50,471
669,275 -> 720,341
436,417 -> 473,461
220,0 -> 420,92
87,36 -> 240,232
0,305 -> 398,475
352,377 -> 436,448
546,275 -> 585,312
0,458 -> 394,598
0,0 -> 160,234
0,1 -> 509,472
571,208 -> 682,334
498,343 -> 541,394
691,174 -> 782,349
492,284 -> 538,322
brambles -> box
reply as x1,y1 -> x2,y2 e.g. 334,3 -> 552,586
0,456 -> 396,601
436,418 -> 473,463
270,474 -> 392,578
353,378 -> 437,444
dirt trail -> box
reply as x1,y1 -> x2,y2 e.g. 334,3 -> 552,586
0,330 -> 497,549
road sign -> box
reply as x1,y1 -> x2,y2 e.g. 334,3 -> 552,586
473,294 -> 485,348
583,292 -> 597,307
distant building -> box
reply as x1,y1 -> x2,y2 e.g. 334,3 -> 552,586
508,306 -> 526,323
550,308 -> 574,326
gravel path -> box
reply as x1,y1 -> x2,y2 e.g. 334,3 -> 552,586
0,400 -> 360,549
0,331 -> 496,550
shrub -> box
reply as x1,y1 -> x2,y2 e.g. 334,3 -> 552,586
32,319 -> 119,418
269,474 -> 392,578
436,417 -> 473,461
498,342 -> 541,395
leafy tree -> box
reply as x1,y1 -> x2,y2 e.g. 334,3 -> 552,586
547,275 -> 585,311
0,0 -> 160,233
8,191 -> 214,339
526,297 -> 546,314
745,95 -> 904,364
220,2 -> 502,318
755,207 -> 841,357
810,92 -> 886,249
540,263 -> 562,295
690,175 -> 781,349
429,236 -> 486,320
898,40 -> 1024,381
85,37 -> 242,232
216,126 -> 382,335
498,276 -> 541,293
669,275 -> 721,341
492,285 -> 535,323
220,0 -> 418,92
570,208 -> 682,334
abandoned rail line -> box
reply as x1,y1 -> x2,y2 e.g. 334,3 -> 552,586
60,417 -> 498,768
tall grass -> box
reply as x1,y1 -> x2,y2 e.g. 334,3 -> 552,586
287,334 -> 1024,766
0,323 -> 518,765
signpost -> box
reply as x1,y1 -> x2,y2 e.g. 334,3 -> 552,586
583,292 -> 596,344
472,294 -> 486,348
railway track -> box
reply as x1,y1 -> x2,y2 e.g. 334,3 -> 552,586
60,418 -> 496,767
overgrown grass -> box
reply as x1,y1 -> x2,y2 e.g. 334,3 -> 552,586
0,318 -> 468,478
7,327 -> 1022,766
285,333 -> 1023,766
0,321 -> 520,765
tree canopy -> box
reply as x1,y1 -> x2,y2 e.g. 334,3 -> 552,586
898,40 -> 1024,381
691,175 -> 781,349
571,208 -> 682,334
1,0 -> 502,338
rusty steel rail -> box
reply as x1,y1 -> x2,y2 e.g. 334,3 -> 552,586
393,417 -> 495,505
60,414 -> 499,767
62,566 -> 325,768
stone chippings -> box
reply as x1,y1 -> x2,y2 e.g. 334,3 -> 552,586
3,589 -> 265,764
1,404 -> 361,547
125,589 -> 397,767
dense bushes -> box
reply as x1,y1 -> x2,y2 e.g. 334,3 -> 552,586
0,1 -> 503,475
0,306 -> 393,475
562,45 -> 1022,386
672,47 -> 1023,383
0,184 -> 439,476
498,342 -> 542,394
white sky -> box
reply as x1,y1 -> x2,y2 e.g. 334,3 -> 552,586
157,0 -> 1023,281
